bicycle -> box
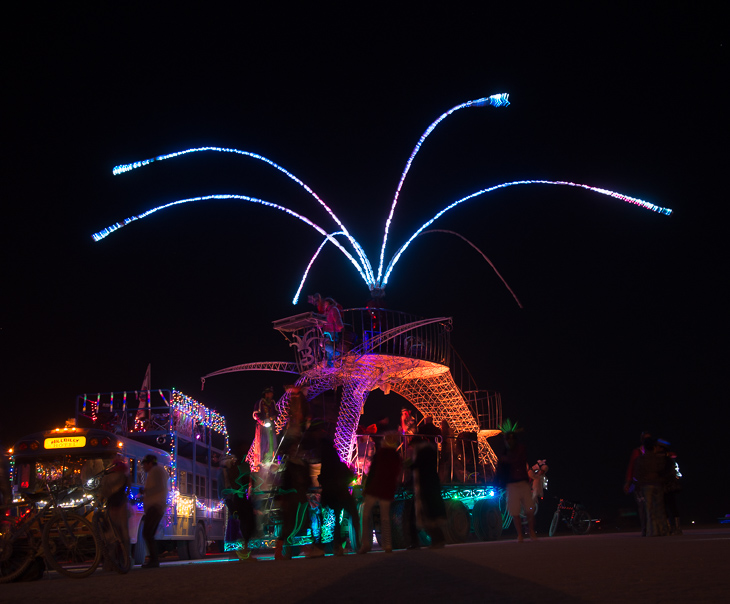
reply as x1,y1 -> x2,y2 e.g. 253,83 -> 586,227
0,483 -> 101,583
82,473 -> 131,574
548,498 -> 592,536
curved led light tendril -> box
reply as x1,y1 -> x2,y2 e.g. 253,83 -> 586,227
92,195 -> 372,287
418,229 -> 523,308
382,180 -> 672,286
292,231 -> 345,304
113,146 -> 375,285
377,93 -> 510,283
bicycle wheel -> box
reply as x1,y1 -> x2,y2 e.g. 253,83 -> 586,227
0,527 -> 37,584
94,512 -> 131,574
42,512 -> 101,578
548,511 -> 560,537
571,509 -> 591,535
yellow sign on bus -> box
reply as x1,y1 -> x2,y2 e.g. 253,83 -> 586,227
44,436 -> 86,449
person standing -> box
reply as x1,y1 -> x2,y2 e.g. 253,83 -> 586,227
274,437 -> 311,560
316,431 -> 359,556
410,419 -> 446,548
657,439 -> 683,535
495,420 -> 537,542
633,437 -> 670,537
100,457 -> 132,566
358,432 -> 403,554
139,454 -> 169,568
322,297 -> 343,367
624,431 -> 651,536
253,387 -> 278,465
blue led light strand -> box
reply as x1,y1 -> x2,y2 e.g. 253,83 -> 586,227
376,93 -> 510,283
292,231 -> 345,304
92,194 -> 372,287
382,180 -> 673,285
112,146 -> 375,285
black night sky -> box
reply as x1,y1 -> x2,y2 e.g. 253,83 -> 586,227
4,5 -> 727,527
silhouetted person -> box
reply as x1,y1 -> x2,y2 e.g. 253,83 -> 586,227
139,454 -> 169,568
100,457 -> 131,567
624,431 -> 651,536
359,432 -> 402,554
253,387 -> 278,465
496,421 -> 536,541
657,439 -> 682,535
410,421 -> 446,548
274,437 -> 311,560
633,436 -> 670,537
315,429 -> 359,555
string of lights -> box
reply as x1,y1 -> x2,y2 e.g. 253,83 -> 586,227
91,194 -> 372,289
377,92 -> 510,282
381,179 -> 673,286
111,146 -> 374,284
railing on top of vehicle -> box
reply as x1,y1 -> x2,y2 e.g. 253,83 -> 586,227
74,389 -> 229,453
353,431 -> 494,487
273,308 -> 452,372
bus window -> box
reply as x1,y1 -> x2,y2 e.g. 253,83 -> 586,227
16,462 -> 32,490
179,470 -> 192,495
195,475 -> 206,498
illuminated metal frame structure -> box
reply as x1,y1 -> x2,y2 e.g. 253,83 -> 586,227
202,309 -> 502,472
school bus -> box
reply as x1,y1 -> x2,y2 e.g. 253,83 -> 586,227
9,389 -> 228,562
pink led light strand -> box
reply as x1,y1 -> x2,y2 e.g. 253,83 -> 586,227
377,93 -> 510,283
382,180 -> 672,285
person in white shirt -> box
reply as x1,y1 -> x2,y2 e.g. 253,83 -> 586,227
139,454 -> 169,568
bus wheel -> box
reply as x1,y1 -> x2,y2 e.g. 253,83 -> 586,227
473,499 -> 502,541
187,523 -> 207,559
444,500 -> 470,543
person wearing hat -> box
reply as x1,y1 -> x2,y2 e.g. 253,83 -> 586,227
253,387 -> 278,465
139,454 -> 169,568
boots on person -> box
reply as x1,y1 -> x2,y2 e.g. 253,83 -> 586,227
673,517 -> 683,535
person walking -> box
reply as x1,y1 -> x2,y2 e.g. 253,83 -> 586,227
633,437 -> 670,537
253,387 -> 278,465
358,432 -> 403,554
139,454 -> 169,568
495,420 -> 537,542
624,431 -> 652,536
100,457 -> 132,567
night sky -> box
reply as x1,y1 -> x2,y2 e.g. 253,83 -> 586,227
4,5 -> 727,527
